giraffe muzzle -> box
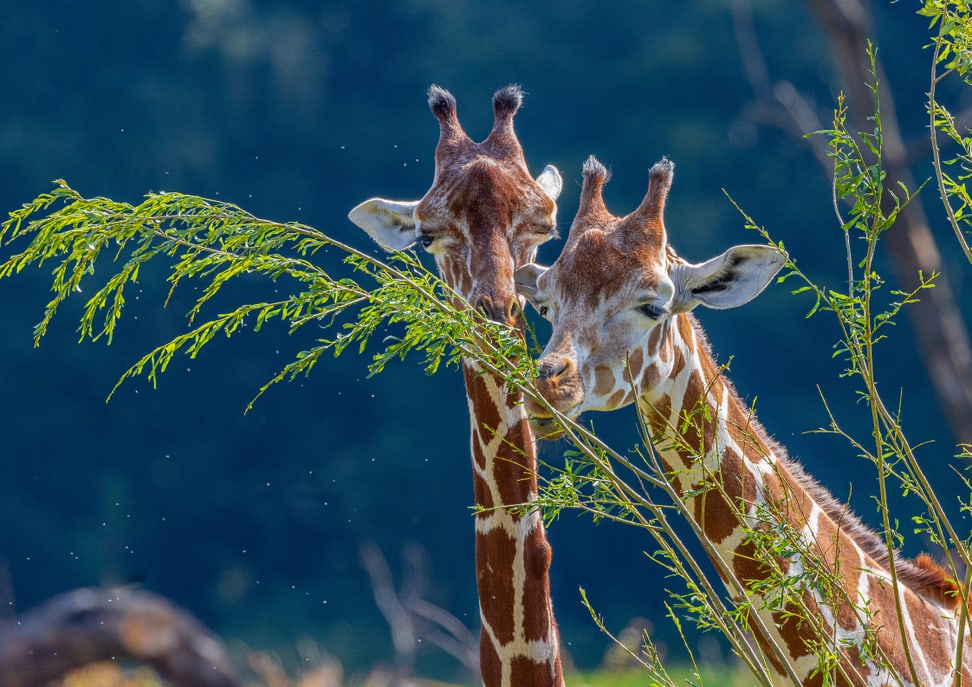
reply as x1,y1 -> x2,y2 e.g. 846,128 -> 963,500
537,358 -> 571,381
476,294 -> 522,328
529,355 -> 584,441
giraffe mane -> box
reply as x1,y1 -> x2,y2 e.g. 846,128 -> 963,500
781,454 -> 960,609
686,313 -> 960,610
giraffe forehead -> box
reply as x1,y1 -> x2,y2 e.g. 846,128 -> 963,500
419,156 -> 546,231
553,233 -> 667,308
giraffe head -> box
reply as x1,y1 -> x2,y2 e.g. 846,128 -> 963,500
515,155 -> 785,434
349,85 -> 563,327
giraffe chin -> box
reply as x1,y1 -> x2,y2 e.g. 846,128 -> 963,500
530,415 -> 566,441
526,393 -> 584,441
529,411 -> 584,442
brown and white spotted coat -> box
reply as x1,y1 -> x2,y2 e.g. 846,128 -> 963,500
516,155 -> 971,687
349,86 -> 565,687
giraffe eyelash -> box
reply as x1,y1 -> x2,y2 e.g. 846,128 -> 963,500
637,303 -> 669,320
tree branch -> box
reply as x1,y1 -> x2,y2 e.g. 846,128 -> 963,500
359,542 -> 479,675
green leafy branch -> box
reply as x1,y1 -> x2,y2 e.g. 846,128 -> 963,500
924,0 -> 972,263
0,181 -> 531,410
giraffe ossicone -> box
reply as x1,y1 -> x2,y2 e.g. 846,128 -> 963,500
349,85 -> 565,687
516,154 -> 971,686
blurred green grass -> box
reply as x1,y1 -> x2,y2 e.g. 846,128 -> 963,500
570,666 -> 754,687
55,662 -> 757,687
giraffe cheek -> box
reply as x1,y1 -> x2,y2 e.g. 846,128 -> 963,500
605,389 -> 629,410
625,347 -> 644,381
592,366 -> 616,399
438,255 -> 472,301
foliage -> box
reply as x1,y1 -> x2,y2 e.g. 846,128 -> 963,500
0,182 -> 530,411
0,177 -> 813,686
570,666 -> 751,687
925,0 -> 972,263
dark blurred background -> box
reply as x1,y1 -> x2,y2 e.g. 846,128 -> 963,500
1,0 -> 968,680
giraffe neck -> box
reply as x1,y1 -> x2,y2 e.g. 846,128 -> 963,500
634,313 -> 970,687
462,360 -> 563,687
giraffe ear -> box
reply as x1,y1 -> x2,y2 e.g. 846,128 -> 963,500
514,262 -> 549,305
536,165 -> 563,201
348,198 -> 420,251
673,245 -> 785,312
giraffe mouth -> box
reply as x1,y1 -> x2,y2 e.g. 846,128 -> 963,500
526,396 -> 582,441
529,414 -> 567,441
528,377 -> 585,441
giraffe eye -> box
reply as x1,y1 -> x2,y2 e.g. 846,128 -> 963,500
419,234 -> 434,249
538,305 -> 549,318
637,303 -> 668,320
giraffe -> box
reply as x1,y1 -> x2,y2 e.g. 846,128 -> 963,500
348,85 -> 566,687
515,155 -> 972,687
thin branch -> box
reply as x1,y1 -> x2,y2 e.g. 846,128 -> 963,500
359,541 -> 480,675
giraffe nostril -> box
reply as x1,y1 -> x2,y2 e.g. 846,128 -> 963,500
507,298 -> 521,324
538,358 -> 571,381
476,295 -> 520,326
476,295 -> 494,320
